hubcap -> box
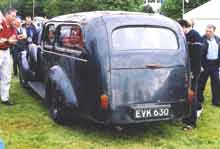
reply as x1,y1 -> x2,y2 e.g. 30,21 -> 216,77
51,91 -> 62,119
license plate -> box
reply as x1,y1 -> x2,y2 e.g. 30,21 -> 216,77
134,105 -> 171,120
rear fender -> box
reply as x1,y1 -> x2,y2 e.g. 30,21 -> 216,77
47,65 -> 78,108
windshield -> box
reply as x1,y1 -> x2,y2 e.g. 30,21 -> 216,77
112,27 -> 178,50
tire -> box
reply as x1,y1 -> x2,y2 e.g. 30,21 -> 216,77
18,66 -> 29,88
48,84 -> 69,124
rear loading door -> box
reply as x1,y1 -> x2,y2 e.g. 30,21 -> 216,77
110,26 -> 188,107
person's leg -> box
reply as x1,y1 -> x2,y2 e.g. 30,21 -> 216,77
14,51 -> 19,76
210,66 -> 220,106
12,49 -> 18,76
1,50 -> 12,102
182,71 -> 201,128
193,72 -> 203,115
197,69 -> 209,104
183,95 -> 198,129
0,50 -> 5,95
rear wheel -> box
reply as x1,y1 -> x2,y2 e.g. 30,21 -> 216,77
48,85 -> 70,124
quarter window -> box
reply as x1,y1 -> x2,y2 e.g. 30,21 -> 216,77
44,24 -> 55,49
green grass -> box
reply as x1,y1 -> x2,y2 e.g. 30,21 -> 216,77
0,78 -> 220,149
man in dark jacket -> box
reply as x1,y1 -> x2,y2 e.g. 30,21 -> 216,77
178,19 -> 203,130
198,24 -> 220,107
23,16 -> 38,44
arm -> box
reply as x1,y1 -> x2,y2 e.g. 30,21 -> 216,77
201,37 -> 208,68
215,36 -> 220,66
0,38 -> 7,44
8,35 -> 17,45
194,31 -> 203,43
0,10 -> 4,31
8,27 -> 18,45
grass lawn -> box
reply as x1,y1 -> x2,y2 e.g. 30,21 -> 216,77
0,78 -> 220,149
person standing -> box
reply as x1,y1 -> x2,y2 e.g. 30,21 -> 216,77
198,24 -> 220,107
23,16 -> 38,44
0,8 -> 18,105
12,17 -> 27,76
178,19 -> 203,130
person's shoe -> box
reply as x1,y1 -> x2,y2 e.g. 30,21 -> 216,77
1,100 -> 15,106
183,125 -> 195,131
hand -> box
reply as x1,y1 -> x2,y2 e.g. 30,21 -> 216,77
7,37 -> 17,45
17,34 -> 26,40
0,38 -> 7,44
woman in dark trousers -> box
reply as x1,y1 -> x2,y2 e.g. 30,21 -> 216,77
178,19 -> 203,130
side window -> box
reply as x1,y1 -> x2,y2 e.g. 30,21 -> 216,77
44,24 -> 55,49
56,25 -> 83,50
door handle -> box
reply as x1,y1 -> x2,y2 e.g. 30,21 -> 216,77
145,64 -> 162,69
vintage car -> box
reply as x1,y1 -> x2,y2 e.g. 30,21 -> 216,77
18,11 -> 191,125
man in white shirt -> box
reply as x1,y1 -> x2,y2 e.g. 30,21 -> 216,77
198,24 -> 220,107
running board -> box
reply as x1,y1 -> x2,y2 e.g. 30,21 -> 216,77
28,81 -> 46,99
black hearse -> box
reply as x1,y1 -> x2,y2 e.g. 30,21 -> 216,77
18,11 -> 191,125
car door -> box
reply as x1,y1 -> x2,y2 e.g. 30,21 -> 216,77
41,23 -> 57,79
110,26 -> 189,107
54,24 -> 89,111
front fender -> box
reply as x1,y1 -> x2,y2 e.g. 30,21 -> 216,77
28,44 -> 40,70
47,65 -> 78,108
18,50 -> 35,80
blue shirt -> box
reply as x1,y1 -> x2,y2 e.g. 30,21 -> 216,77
207,37 -> 219,60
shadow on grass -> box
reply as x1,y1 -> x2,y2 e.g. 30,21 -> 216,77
15,81 -> 182,144
60,117 -> 181,144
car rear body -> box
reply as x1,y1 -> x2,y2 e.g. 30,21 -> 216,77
100,14 -> 190,124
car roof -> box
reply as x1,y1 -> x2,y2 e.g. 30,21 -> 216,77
50,11 -> 146,21
49,11 -> 173,25
47,11 -> 181,34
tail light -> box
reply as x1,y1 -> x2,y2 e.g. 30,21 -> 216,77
100,94 -> 109,110
187,89 -> 195,105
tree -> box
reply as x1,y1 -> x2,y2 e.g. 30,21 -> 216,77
160,0 -> 181,19
185,0 -> 209,12
0,0 -> 144,17
0,0 -> 10,11
143,4 -> 154,13
43,0 -> 144,17
161,0 -> 209,19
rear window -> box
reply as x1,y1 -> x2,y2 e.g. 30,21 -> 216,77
112,27 -> 178,50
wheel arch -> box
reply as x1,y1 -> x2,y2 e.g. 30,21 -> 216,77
46,65 -> 79,109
